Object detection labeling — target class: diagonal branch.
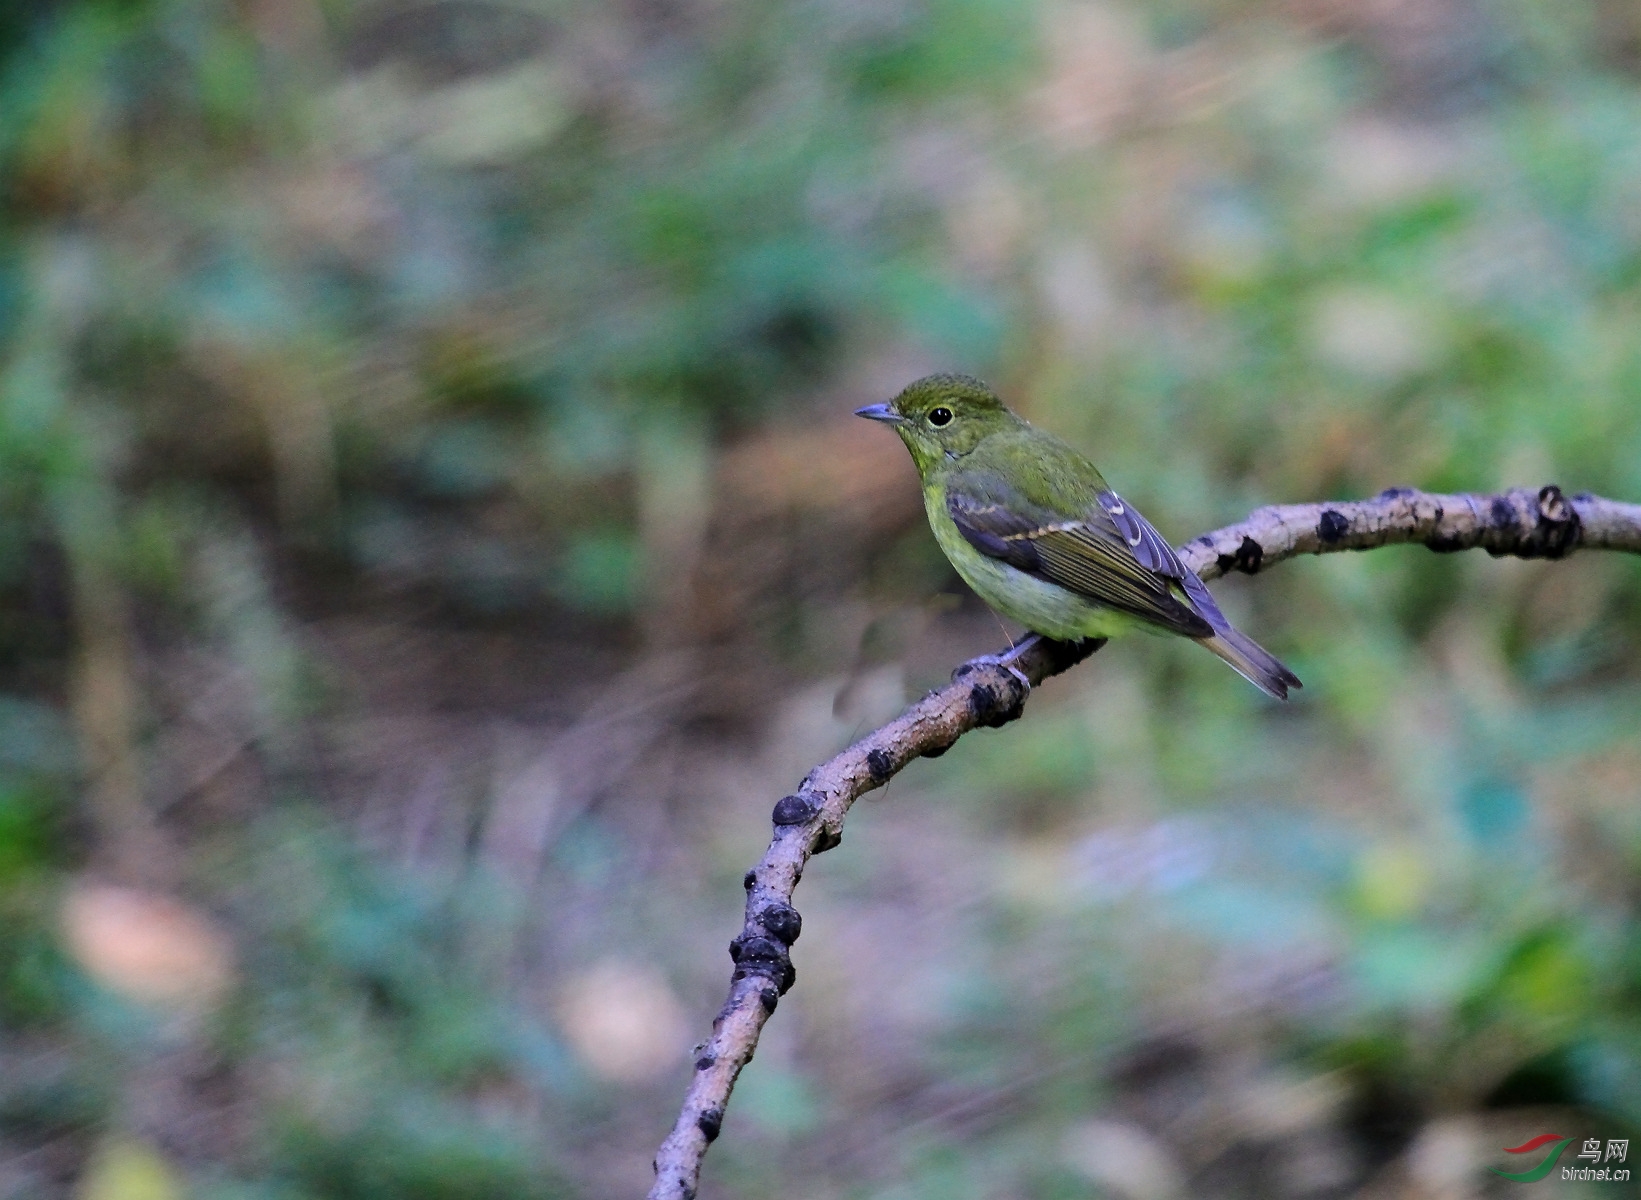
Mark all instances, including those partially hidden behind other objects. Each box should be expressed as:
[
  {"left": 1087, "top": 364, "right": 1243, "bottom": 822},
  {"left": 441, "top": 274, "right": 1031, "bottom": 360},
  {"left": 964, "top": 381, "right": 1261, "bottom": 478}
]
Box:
[{"left": 647, "top": 484, "right": 1641, "bottom": 1200}]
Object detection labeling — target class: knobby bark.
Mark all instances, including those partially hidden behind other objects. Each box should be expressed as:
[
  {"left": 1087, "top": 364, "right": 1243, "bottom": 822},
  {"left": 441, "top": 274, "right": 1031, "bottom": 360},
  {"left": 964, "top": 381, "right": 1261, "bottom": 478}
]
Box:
[{"left": 647, "top": 485, "right": 1641, "bottom": 1200}]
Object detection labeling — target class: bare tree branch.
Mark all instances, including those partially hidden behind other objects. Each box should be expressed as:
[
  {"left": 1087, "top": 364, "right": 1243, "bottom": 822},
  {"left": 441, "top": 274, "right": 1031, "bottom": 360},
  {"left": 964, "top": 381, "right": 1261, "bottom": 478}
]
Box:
[{"left": 647, "top": 484, "right": 1641, "bottom": 1200}]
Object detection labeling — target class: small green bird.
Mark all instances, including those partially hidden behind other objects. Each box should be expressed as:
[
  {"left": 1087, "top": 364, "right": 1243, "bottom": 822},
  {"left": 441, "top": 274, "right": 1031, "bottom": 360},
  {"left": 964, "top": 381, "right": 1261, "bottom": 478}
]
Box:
[{"left": 856, "top": 374, "right": 1300, "bottom": 700}]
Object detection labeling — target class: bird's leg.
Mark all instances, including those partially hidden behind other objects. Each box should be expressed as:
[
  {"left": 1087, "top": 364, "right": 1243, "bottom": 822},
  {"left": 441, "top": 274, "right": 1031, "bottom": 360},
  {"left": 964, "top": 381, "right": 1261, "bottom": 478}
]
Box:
[{"left": 954, "top": 634, "right": 1040, "bottom": 694}]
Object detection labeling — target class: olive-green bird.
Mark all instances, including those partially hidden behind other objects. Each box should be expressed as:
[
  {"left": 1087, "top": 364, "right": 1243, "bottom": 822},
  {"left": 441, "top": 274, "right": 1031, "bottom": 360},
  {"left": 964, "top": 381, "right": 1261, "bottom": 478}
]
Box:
[{"left": 856, "top": 374, "right": 1301, "bottom": 700}]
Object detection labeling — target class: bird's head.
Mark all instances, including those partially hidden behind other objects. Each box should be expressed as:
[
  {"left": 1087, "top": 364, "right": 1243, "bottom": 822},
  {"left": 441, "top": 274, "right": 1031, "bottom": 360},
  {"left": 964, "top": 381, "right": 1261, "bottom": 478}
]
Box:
[{"left": 855, "top": 374, "right": 1018, "bottom": 472}]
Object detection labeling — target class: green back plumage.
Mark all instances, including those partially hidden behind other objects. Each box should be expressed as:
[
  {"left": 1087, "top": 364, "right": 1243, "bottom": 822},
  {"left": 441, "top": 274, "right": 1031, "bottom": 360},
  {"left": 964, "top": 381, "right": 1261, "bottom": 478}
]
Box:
[{"left": 946, "top": 423, "right": 1107, "bottom": 512}]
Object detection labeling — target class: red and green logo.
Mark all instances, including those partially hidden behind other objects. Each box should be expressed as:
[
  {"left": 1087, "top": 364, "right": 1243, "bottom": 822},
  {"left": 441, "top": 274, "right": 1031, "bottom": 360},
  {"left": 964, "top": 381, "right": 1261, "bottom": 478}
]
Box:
[{"left": 1492, "top": 1134, "right": 1574, "bottom": 1182}]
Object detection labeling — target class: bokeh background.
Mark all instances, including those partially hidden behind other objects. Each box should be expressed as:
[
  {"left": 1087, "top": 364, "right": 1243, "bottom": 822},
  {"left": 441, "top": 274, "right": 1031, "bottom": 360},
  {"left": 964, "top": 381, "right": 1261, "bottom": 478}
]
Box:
[{"left": 3, "top": 0, "right": 1641, "bottom": 1197}]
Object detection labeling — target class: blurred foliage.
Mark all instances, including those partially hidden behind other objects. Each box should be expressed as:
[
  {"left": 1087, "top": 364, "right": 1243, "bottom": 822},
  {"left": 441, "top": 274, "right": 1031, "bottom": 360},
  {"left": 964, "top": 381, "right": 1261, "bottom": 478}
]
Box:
[{"left": 1, "top": 0, "right": 1641, "bottom": 1196}]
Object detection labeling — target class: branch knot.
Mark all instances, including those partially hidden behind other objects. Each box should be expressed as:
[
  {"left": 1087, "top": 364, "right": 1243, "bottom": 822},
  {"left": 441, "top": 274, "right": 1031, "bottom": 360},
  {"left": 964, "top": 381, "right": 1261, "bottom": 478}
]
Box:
[
  {"left": 756, "top": 902, "right": 802, "bottom": 945},
  {"left": 771, "top": 794, "right": 816, "bottom": 825},
  {"left": 1528, "top": 484, "right": 1581, "bottom": 559}
]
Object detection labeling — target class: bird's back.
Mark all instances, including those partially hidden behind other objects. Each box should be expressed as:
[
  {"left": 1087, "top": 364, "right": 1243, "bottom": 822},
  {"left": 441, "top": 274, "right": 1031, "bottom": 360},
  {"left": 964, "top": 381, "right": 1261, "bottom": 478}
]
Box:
[{"left": 947, "top": 421, "right": 1109, "bottom": 520}]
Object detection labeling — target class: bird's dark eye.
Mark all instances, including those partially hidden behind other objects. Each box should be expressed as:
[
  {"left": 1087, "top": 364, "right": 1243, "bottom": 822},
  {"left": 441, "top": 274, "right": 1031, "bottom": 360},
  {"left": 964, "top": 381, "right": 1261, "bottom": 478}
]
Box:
[{"left": 928, "top": 406, "right": 953, "bottom": 427}]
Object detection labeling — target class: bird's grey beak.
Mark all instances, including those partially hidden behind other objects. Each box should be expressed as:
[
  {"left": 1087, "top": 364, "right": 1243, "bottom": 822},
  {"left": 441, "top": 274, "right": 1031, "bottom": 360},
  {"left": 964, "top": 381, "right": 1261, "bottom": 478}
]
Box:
[{"left": 854, "top": 403, "right": 906, "bottom": 424}]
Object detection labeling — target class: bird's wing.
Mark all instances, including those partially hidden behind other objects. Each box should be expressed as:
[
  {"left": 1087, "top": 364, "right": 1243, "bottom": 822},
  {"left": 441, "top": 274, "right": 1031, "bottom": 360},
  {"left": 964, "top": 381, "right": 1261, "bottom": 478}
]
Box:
[
  {"left": 946, "top": 473, "right": 1213, "bottom": 638},
  {"left": 1092, "top": 486, "right": 1230, "bottom": 629},
  {"left": 1095, "top": 488, "right": 1183, "bottom": 578}
]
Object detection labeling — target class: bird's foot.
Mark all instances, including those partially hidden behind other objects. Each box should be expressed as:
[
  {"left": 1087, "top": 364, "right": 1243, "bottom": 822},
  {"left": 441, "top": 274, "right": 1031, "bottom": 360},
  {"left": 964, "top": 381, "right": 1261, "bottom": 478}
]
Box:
[{"left": 953, "top": 635, "right": 1040, "bottom": 694}]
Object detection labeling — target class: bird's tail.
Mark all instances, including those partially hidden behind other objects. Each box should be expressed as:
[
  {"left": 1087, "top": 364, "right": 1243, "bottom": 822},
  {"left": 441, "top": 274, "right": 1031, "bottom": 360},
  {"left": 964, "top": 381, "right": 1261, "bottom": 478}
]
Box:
[
  {"left": 1177, "top": 571, "right": 1300, "bottom": 701},
  {"left": 1196, "top": 626, "right": 1302, "bottom": 701}
]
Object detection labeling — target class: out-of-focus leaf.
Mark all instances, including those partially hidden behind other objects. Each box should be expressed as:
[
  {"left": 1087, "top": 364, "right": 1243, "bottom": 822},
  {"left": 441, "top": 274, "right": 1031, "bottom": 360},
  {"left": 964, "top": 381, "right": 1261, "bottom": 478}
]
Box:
[
  {"left": 553, "top": 531, "right": 638, "bottom": 615},
  {"left": 77, "top": 1138, "right": 183, "bottom": 1200}
]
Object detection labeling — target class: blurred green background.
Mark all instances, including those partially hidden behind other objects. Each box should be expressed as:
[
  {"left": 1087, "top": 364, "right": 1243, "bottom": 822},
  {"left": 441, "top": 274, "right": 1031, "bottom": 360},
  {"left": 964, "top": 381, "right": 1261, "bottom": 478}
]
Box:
[{"left": 2, "top": 0, "right": 1641, "bottom": 1196}]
